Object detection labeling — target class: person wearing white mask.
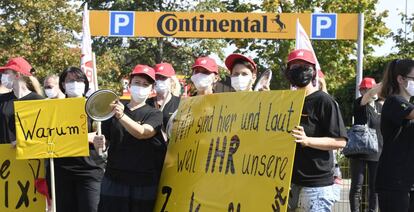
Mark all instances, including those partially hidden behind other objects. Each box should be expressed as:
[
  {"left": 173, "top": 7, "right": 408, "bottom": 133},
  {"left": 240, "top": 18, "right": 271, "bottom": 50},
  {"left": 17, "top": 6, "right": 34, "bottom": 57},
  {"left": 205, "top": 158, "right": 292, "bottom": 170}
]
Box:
[
  {"left": 147, "top": 63, "right": 180, "bottom": 142},
  {"left": 55, "top": 67, "right": 104, "bottom": 212},
  {"left": 43, "top": 74, "right": 65, "bottom": 99},
  {"left": 93, "top": 64, "right": 165, "bottom": 212},
  {"left": 0, "top": 57, "right": 43, "bottom": 144},
  {"left": 376, "top": 59, "right": 414, "bottom": 212},
  {"left": 225, "top": 53, "right": 258, "bottom": 92},
  {"left": 191, "top": 56, "right": 219, "bottom": 95}
]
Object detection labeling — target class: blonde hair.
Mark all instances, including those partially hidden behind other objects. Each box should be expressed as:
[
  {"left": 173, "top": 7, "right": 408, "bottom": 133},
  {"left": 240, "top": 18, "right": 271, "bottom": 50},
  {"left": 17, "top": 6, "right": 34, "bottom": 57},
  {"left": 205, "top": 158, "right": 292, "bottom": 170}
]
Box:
[
  {"left": 22, "top": 75, "right": 43, "bottom": 96},
  {"left": 170, "top": 75, "right": 181, "bottom": 97}
]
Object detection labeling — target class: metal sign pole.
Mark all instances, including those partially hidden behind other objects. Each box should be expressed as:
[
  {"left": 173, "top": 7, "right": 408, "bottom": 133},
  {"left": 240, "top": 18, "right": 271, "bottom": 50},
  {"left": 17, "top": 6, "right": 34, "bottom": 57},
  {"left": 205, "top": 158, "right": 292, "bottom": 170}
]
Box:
[{"left": 356, "top": 13, "right": 365, "bottom": 98}]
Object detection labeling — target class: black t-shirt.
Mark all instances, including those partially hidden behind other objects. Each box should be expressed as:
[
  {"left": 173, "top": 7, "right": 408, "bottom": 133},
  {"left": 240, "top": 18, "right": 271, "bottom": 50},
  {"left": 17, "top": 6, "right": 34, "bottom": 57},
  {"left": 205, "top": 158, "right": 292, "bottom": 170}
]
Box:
[
  {"left": 0, "top": 92, "right": 16, "bottom": 143},
  {"left": 54, "top": 116, "right": 105, "bottom": 181},
  {"left": 292, "top": 90, "right": 348, "bottom": 187},
  {"left": 376, "top": 95, "right": 414, "bottom": 192},
  {"left": 102, "top": 104, "right": 166, "bottom": 186},
  {"left": 0, "top": 92, "right": 43, "bottom": 143},
  {"left": 350, "top": 97, "right": 383, "bottom": 161},
  {"left": 147, "top": 95, "right": 180, "bottom": 128}
]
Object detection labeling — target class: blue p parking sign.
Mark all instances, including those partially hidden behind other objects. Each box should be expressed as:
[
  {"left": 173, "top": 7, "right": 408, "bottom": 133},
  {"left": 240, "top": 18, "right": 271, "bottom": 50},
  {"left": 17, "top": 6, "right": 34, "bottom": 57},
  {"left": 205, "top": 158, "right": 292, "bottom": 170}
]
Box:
[
  {"left": 109, "top": 11, "right": 135, "bottom": 37},
  {"left": 311, "top": 14, "right": 337, "bottom": 40}
]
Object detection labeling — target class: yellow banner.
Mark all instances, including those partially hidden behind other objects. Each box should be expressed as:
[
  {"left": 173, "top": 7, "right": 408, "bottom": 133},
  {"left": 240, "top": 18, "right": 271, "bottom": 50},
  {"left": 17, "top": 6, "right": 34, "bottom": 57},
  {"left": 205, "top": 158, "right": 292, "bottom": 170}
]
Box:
[
  {"left": 154, "top": 90, "right": 305, "bottom": 211},
  {"left": 14, "top": 98, "right": 89, "bottom": 159},
  {"left": 0, "top": 144, "right": 46, "bottom": 211},
  {"left": 90, "top": 11, "right": 358, "bottom": 40}
]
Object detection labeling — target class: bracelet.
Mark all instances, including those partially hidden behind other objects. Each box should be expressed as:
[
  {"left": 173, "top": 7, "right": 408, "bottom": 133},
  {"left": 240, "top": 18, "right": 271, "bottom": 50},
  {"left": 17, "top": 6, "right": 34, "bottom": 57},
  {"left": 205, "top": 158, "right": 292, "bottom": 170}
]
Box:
[{"left": 118, "top": 113, "right": 125, "bottom": 120}]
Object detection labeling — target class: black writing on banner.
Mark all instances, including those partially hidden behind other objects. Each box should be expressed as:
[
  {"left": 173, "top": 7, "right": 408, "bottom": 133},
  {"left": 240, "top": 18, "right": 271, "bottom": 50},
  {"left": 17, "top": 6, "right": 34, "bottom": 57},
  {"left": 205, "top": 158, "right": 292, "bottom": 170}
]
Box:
[
  {"left": 0, "top": 151, "right": 45, "bottom": 211},
  {"left": 172, "top": 106, "right": 194, "bottom": 144},
  {"left": 155, "top": 90, "right": 305, "bottom": 211},
  {"left": 16, "top": 109, "right": 80, "bottom": 140}
]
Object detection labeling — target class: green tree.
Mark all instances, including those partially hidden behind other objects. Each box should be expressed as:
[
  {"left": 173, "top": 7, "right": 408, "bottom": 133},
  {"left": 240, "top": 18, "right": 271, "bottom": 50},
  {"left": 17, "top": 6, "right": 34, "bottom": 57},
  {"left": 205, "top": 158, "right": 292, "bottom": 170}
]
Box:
[
  {"left": 0, "top": 0, "right": 81, "bottom": 80},
  {"left": 391, "top": 12, "right": 414, "bottom": 58}
]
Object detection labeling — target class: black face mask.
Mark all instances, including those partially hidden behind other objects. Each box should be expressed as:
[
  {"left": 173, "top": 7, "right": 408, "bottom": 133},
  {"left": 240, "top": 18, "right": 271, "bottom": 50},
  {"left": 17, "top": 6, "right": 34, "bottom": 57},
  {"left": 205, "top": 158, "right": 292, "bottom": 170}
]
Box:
[{"left": 285, "top": 66, "right": 315, "bottom": 88}]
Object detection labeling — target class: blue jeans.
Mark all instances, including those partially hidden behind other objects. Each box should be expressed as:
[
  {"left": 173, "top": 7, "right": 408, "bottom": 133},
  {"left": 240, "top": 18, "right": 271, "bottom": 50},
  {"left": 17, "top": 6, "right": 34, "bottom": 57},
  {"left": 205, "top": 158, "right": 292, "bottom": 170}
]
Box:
[{"left": 289, "top": 184, "right": 336, "bottom": 212}]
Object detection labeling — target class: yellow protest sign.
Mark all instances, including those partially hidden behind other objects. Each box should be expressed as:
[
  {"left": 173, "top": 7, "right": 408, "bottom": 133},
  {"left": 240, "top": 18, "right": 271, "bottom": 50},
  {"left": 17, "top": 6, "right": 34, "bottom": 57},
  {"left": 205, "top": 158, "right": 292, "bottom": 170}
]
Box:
[
  {"left": 154, "top": 90, "right": 305, "bottom": 211},
  {"left": 14, "top": 98, "right": 89, "bottom": 159},
  {"left": 0, "top": 144, "right": 46, "bottom": 211},
  {"left": 90, "top": 11, "right": 358, "bottom": 40}
]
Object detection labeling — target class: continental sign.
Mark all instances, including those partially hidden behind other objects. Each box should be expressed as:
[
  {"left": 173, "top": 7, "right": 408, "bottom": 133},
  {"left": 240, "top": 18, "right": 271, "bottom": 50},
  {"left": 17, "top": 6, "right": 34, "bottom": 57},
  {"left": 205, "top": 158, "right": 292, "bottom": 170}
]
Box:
[{"left": 90, "top": 11, "right": 358, "bottom": 40}]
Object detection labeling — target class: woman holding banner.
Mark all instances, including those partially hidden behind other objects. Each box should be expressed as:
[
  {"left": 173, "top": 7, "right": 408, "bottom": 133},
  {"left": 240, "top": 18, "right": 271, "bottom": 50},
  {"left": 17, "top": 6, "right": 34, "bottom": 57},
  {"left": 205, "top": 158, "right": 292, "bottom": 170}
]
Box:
[
  {"left": 54, "top": 67, "right": 105, "bottom": 212},
  {"left": 284, "top": 49, "right": 348, "bottom": 212},
  {"left": 0, "top": 57, "right": 43, "bottom": 145},
  {"left": 94, "top": 64, "right": 165, "bottom": 211},
  {"left": 190, "top": 56, "right": 219, "bottom": 95},
  {"left": 376, "top": 59, "right": 414, "bottom": 211}
]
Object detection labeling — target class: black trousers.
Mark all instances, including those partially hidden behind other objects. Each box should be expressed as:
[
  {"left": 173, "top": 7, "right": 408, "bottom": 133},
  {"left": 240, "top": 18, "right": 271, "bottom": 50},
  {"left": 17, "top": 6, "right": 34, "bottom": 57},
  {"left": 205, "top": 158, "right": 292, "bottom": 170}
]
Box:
[
  {"left": 378, "top": 189, "right": 414, "bottom": 212},
  {"left": 54, "top": 170, "right": 102, "bottom": 212},
  {"left": 349, "top": 158, "right": 378, "bottom": 212}
]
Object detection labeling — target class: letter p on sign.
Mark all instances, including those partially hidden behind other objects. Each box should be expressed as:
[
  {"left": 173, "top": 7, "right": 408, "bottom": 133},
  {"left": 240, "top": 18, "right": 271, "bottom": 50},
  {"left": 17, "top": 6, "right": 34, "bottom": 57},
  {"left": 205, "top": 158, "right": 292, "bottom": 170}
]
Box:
[
  {"left": 311, "top": 14, "right": 337, "bottom": 40},
  {"left": 110, "top": 11, "right": 134, "bottom": 37}
]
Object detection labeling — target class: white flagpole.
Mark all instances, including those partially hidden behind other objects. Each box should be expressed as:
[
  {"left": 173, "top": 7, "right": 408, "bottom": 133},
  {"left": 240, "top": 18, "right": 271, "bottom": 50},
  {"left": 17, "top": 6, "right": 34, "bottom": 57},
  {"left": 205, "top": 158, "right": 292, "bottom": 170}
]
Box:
[
  {"left": 49, "top": 158, "right": 56, "bottom": 212},
  {"left": 92, "top": 52, "right": 105, "bottom": 155}
]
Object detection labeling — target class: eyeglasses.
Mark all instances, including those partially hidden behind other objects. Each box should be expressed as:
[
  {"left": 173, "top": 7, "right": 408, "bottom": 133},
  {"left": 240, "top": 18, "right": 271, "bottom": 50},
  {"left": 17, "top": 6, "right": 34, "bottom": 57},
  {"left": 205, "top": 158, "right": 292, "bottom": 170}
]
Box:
[{"left": 405, "top": 76, "right": 414, "bottom": 81}]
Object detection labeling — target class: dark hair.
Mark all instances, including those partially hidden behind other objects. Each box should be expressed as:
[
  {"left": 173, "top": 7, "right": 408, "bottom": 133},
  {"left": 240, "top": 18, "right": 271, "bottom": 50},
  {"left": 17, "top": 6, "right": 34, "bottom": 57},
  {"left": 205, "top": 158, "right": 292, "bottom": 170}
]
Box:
[
  {"left": 129, "top": 74, "right": 155, "bottom": 85},
  {"left": 380, "top": 59, "right": 414, "bottom": 98},
  {"left": 231, "top": 59, "right": 256, "bottom": 74},
  {"left": 59, "top": 67, "right": 89, "bottom": 95}
]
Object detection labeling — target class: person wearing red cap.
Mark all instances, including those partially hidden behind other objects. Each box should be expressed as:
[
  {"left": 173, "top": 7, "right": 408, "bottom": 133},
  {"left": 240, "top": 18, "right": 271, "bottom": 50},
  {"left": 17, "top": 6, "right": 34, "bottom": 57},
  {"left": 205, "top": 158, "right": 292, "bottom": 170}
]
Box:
[
  {"left": 94, "top": 64, "right": 165, "bottom": 212},
  {"left": 348, "top": 77, "right": 383, "bottom": 212},
  {"left": 191, "top": 56, "right": 219, "bottom": 95},
  {"left": 285, "top": 49, "right": 348, "bottom": 212},
  {"left": 147, "top": 63, "right": 180, "bottom": 142},
  {"left": 376, "top": 59, "right": 414, "bottom": 212},
  {"left": 225, "top": 53, "right": 259, "bottom": 92},
  {"left": 0, "top": 57, "right": 44, "bottom": 144}
]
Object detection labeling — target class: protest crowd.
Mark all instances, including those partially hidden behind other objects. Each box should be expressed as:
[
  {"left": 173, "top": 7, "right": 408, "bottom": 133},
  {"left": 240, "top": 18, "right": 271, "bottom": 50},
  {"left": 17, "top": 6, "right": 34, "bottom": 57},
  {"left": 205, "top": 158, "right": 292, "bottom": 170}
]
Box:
[{"left": 1, "top": 50, "right": 414, "bottom": 212}]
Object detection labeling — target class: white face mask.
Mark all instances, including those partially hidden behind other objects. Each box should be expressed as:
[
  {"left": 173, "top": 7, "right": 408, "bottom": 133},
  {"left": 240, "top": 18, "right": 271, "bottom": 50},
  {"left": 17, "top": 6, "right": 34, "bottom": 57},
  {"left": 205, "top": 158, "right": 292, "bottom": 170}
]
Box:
[
  {"left": 1, "top": 74, "right": 14, "bottom": 89},
  {"left": 191, "top": 73, "right": 213, "bottom": 91},
  {"left": 45, "top": 88, "right": 58, "bottom": 98},
  {"left": 155, "top": 79, "right": 171, "bottom": 95},
  {"left": 405, "top": 80, "right": 414, "bottom": 96},
  {"left": 65, "top": 82, "right": 85, "bottom": 97},
  {"left": 231, "top": 75, "right": 252, "bottom": 91},
  {"left": 130, "top": 85, "right": 152, "bottom": 103}
]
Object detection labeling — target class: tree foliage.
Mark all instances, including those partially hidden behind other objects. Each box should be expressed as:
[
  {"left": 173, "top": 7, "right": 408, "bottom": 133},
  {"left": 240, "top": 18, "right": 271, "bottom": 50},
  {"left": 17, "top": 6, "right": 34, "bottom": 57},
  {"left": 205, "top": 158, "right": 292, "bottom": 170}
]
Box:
[{"left": 0, "top": 0, "right": 81, "bottom": 80}]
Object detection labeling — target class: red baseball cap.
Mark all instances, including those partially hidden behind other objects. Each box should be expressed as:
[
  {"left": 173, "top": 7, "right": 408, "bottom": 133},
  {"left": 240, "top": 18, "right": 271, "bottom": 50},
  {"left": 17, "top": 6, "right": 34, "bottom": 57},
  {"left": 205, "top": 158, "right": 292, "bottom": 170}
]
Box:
[
  {"left": 225, "top": 53, "right": 257, "bottom": 73},
  {"left": 192, "top": 57, "right": 218, "bottom": 74},
  {"left": 359, "top": 77, "right": 376, "bottom": 89},
  {"left": 287, "top": 49, "right": 316, "bottom": 65},
  {"left": 0, "top": 57, "right": 33, "bottom": 76},
  {"left": 130, "top": 65, "right": 155, "bottom": 82},
  {"left": 154, "top": 63, "right": 175, "bottom": 77}
]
